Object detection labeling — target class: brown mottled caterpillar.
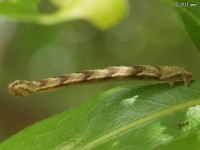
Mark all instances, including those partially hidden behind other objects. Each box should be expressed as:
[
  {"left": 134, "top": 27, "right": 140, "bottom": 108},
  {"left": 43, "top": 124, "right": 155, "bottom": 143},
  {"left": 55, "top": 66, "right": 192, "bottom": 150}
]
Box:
[{"left": 8, "top": 65, "right": 194, "bottom": 97}]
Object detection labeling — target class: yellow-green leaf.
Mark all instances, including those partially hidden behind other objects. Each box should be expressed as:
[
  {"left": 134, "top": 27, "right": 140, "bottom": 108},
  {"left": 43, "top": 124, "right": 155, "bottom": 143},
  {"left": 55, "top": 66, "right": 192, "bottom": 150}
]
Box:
[{"left": 0, "top": 0, "right": 128, "bottom": 29}]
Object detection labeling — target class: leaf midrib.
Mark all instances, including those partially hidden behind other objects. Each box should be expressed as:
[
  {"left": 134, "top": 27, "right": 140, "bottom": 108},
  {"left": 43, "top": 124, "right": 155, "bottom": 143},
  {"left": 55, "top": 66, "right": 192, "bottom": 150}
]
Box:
[{"left": 77, "top": 98, "right": 200, "bottom": 149}]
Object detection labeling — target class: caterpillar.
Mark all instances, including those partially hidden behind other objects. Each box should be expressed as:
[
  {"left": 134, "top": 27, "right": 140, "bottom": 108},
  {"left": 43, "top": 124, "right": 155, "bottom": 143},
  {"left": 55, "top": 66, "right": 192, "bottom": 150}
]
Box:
[{"left": 8, "top": 65, "right": 194, "bottom": 97}]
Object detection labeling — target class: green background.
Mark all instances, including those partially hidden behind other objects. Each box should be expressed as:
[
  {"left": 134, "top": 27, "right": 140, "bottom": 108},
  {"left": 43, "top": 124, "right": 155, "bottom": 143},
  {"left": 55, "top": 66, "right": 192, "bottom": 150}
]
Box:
[{"left": 0, "top": 0, "right": 200, "bottom": 143}]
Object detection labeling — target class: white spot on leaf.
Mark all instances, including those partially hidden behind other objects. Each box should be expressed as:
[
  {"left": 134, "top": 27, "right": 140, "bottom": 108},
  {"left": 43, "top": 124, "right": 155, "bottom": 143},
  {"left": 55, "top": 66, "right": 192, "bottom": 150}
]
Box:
[{"left": 121, "top": 95, "right": 138, "bottom": 106}]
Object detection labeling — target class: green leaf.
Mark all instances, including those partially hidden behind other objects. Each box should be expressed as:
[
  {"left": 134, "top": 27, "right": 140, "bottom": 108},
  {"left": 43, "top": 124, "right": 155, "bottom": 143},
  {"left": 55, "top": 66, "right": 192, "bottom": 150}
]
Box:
[
  {"left": 173, "top": 0, "right": 200, "bottom": 51},
  {"left": 0, "top": 0, "right": 128, "bottom": 29},
  {"left": 160, "top": 131, "right": 200, "bottom": 149},
  {"left": 1, "top": 80, "right": 200, "bottom": 150}
]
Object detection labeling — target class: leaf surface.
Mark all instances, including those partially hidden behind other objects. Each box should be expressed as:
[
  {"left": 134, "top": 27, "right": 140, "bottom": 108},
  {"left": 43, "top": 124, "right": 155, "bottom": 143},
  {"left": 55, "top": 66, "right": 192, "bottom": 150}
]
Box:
[
  {"left": 172, "top": 0, "right": 200, "bottom": 51},
  {"left": 1, "top": 81, "right": 200, "bottom": 150}
]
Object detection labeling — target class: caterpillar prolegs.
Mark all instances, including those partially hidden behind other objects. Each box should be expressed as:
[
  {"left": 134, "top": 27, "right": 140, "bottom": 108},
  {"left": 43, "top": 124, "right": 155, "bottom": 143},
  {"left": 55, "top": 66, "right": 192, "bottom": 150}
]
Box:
[{"left": 8, "top": 65, "right": 194, "bottom": 97}]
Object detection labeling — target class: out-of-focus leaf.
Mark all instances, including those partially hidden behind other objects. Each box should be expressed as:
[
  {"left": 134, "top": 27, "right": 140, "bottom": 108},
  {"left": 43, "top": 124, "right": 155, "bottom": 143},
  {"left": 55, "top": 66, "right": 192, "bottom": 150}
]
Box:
[
  {"left": 172, "top": 0, "right": 200, "bottom": 51},
  {"left": 0, "top": 0, "right": 128, "bottom": 29},
  {"left": 1, "top": 80, "right": 200, "bottom": 150}
]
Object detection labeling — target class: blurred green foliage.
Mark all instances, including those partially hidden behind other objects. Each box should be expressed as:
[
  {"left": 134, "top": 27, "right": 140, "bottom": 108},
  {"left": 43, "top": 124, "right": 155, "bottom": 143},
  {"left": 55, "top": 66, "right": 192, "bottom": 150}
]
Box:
[
  {"left": 0, "top": 0, "right": 200, "bottom": 147},
  {"left": 172, "top": 0, "right": 200, "bottom": 51},
  {"left": 0, "top": 0, "right": 128, "bottom": 29}
]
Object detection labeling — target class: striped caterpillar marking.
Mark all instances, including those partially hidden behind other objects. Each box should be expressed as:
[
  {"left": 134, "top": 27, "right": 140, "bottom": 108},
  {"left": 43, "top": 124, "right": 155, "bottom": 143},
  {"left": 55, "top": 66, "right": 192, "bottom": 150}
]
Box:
[{"left": 8, "top": 65, "right": 194, "bottom": 97}]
